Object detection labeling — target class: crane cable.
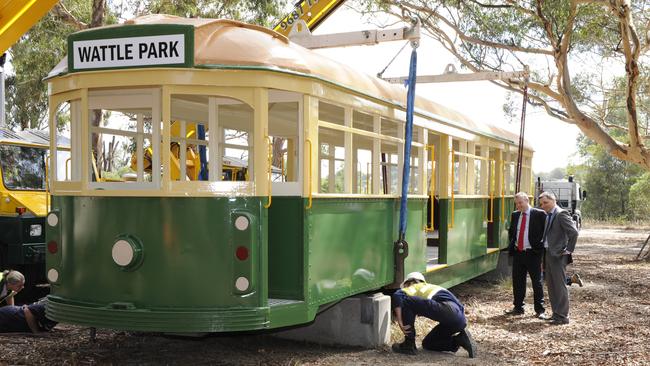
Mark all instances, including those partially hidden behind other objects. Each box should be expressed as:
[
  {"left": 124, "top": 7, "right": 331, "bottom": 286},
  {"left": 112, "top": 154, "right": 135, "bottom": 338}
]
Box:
[{"left": 514, "top": 82, "right": 528, "bottom": 194}]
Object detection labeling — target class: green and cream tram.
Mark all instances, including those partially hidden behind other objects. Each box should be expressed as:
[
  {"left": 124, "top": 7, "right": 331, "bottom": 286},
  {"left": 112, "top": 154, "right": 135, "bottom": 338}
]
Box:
[{"left": 45, "top": 15, "right": 533, "bottom": 332}]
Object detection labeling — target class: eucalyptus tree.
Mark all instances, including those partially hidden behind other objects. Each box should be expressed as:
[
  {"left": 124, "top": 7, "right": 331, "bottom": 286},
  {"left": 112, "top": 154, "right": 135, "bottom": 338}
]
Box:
[
  {"left": 7, "top": 0, "right": 288, "bottom": 131},
  {"left": 358, "top": 0, "right": 650, "bottom": 170}
]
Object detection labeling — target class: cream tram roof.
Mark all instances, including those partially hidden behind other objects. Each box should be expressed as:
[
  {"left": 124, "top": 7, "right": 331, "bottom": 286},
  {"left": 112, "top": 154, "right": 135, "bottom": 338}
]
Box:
[{"left": 51, "top": 14, "right": 530, "bottom": 149}]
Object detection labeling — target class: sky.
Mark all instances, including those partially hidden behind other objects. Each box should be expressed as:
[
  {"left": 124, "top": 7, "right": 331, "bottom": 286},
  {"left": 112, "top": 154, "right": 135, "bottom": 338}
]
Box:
[{"left": 310, "top": 5, "right": 582, "bottom": 174}]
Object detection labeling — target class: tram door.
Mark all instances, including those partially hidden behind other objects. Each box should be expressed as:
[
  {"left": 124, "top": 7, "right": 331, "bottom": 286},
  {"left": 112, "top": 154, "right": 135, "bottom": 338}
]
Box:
[
  {"left": 266, "top": 90, "right": 305, "bottom": 303},
  {"left": 426, "top": 133, "right": 442, "bottom": 266},
  {"left": 487, "top": 147, "right": 499, "bottom": 247}
]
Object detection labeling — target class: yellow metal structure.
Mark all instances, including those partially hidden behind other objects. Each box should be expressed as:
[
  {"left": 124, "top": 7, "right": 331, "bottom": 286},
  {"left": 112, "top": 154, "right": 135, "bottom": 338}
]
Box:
[
  {"left": 0, "top": 0, "right": 58, "bottom": 54},
  {"left": 274, "top": 0, "right": 347, "bottom": 37}
]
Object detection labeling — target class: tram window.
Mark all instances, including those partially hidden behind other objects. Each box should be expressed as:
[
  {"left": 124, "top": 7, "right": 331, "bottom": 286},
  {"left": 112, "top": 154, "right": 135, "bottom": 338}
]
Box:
[
  {"left": 53, "top": 100, "right": 79, "bottom": 182},
  {"left": 169, "top": 119, "right": 209, "bottom": 182},
  {"left": 381, "top": 118, "right": 399, "bottom": 138},
  {"left": 380, "top": 141, "right": 399, "bottom": 195},
  {"left": 224, "top": 128, "right": 250, "bottom": 181},
  {"left": 319, "top": 128, "right": 345, "bottom": 193},
  {"left": 353, "top": 111, "right": 374, "bottom": 133},
  {"left": 170, "top": 94, "right": 253, "bottom": 182},
  {"left": 473, "top": 159, "right": 483, "bottom": 195},
  {"left": 353, "top": 134, "right": 373, "bottom": 194},
  {"left": 318, "top": 101, "right": 344, "bottom": 126},
  {"left": 268, "top": 92, "right": 300, "bottom": 183},
  {"left": 90, "top": 110, "right": 153, "bottom": 183},
  {"left": 407, "top": 144, "right": 420, "bottom": 194}
]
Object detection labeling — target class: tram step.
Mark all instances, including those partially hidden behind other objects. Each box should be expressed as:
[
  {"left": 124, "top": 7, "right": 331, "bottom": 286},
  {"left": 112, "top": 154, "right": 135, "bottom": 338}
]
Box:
[{"left": 268, "top": 298, "right": 304, "bottom": 307}]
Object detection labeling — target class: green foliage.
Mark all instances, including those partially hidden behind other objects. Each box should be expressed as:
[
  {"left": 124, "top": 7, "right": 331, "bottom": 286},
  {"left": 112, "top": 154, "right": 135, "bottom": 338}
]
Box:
[
  {"left": 6, "top": 0, "right": 288, "bottom": 131},
  {"left": 535, "top": 167, "right": 567, "bottom": 181},
  {"left": 7, "top": 0, "right": 118, "bottom": 130},
  {"left": 128, "top": 0, "right": 288, "bottom": 27},
  {"left": 578, "top": 136, "right": 644, "bottom": 220},
  {"left": 628, "top": 172, "right": 650, "bottom": 221}
]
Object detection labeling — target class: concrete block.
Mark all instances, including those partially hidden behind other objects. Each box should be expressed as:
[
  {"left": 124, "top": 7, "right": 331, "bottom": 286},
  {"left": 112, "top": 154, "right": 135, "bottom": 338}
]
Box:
[{"left": 275, "top": 292, "right": 391, "bottom": 348}]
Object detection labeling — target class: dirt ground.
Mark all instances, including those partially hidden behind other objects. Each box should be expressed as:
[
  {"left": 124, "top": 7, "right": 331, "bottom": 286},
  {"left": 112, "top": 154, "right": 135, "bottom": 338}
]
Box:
[{"left": 1, "top": 225, "right": 649, "bottom": 366}]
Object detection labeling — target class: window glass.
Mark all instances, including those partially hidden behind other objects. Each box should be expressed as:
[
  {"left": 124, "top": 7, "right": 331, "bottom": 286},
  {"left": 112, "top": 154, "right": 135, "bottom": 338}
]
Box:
[
  {"left": 380, "top": 141, "right": 399, "bottom": 194},
  {"left": 88, "top": 88, "right": 160, "bottom": 186},
  {"left": 318, "top": 101, "right": 344, "bottom": 126},
  {"left": 170, "top": 94, "right": 253, "bottom": 182},
  {"left": 353, "top": 111, "right": 373, "bottom": 132},
  {"left": 353, "top": 134, "right": 373, "bottom": 194},
  {"left": 54, "top": 101, "right": 78, "bottom": 182},
  {"left": 0, "top": 145, "right": 46, "bottom": 190},
  {"left": 319, "top": 128, "right": 345, "bottom": 193},
  {"left": 269, "top": 93, "right": 300, "bottom": 183}
]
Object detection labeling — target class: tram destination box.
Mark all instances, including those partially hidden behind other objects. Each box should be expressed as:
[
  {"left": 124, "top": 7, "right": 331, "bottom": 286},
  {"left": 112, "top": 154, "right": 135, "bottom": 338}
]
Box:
[{"left": 68, "top": 24, "right": 194, "bottom": 72}]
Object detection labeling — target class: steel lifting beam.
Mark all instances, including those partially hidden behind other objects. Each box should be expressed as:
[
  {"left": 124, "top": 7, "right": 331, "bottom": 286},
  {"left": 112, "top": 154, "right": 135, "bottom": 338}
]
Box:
[
  {"left": 288, "top": 19, "right": 420, "bottom": 49},
  {"left": 382, "top": 64, "right": 529, "bottom": 84}
]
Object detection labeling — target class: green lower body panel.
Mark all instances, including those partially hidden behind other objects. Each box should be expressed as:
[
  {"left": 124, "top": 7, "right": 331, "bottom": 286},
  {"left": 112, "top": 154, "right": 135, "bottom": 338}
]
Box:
[{"left": 47, "top": 296, "right": 270, "bottom": 332}]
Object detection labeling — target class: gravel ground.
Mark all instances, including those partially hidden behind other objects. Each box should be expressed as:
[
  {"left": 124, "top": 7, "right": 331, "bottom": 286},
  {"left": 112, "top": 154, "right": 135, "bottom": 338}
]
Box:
[{"left": 1, "top": 225, "right": 648, "bottom": 365}]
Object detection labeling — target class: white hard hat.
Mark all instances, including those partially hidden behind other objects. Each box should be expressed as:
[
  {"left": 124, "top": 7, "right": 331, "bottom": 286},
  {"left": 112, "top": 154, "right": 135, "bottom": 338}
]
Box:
[{"left": 402, "top": 272, "right": 425, "bottom": 287}]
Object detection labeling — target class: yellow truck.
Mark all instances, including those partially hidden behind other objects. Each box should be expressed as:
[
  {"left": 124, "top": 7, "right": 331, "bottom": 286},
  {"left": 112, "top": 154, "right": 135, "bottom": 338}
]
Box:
[{"left": 0, "top": 128, "right": 68, "bottom": 299}]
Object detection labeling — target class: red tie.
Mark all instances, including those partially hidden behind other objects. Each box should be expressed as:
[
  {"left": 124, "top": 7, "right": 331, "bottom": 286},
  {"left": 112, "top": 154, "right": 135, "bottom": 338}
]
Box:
[{"left": 517, "top": 213, "right": 527, "bottom": 252}]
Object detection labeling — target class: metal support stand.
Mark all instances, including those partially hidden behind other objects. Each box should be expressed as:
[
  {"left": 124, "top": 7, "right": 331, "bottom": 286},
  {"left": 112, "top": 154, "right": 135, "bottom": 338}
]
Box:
[{"left": 636, "top": 232, "right": 650, "bottom": 260}]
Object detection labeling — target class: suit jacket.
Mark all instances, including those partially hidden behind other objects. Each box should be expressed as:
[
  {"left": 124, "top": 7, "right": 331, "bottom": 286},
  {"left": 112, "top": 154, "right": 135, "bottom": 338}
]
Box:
[
  {"left": 508, "top": 207, "right": 546, "bottom": 254},
  {"left": 545, "top": 207, "right": 579, "bottom": 257}
]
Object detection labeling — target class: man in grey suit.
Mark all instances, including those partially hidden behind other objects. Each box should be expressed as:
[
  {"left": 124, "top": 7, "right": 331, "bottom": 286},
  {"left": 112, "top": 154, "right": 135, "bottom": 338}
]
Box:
[{"left": 539, "top": 191, "right": 579, "bottom": 325}]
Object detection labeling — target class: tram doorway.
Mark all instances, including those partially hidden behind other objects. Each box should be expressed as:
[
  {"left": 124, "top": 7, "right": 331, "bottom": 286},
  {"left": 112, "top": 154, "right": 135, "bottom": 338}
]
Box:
[
  {"left": 426, "top": 133, "right": 442, "bottom": 266},
  {"left": 266, "top": 91, "right": 306, "bottom": 302}
]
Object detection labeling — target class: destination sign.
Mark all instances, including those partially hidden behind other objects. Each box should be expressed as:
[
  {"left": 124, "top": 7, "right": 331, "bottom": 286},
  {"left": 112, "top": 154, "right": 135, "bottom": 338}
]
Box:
[{"left": 71, "top": 34, "right": 186, "bottom": 70}]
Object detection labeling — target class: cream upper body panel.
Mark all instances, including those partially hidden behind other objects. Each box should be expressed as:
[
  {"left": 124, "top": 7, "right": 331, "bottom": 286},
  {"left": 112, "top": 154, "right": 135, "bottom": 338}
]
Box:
[{"left": 50, "top": 14, "right": 531, "bottom": 151}]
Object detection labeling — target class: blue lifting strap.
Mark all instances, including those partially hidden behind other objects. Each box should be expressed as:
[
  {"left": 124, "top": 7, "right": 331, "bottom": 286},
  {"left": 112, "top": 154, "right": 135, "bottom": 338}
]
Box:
[
  {"left": 197, "top": 124, "right": 208, "bottom": 181},
  {"left": 398, "top": 46, "right": 418, "bottom": 242}
]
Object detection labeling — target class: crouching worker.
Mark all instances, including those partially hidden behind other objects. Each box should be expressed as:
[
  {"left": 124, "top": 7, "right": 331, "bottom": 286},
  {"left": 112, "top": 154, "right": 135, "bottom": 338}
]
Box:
[
  {"left": 391, "top": 272, "right": 476, "bottom": 358},
  {"left": 0, "top": 300, "right": 57, "bottom": 333},
  {"left": 0, "top": 270, "right": 25, "bottom": 306}
]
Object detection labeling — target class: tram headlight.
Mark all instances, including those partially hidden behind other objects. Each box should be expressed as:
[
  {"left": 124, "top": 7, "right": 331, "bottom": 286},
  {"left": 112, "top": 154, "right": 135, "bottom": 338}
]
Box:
[
  {"left": 111, "top": 236, "right": 144, "bottom": 270},
  {"left": 47, "top": 212, "right": 59, "bottom": 227},
  {"left": 235, "top": 276, "right": 249, "bottom": 292},
  {"left": 47, "top": 268, "right": 59, "bottom": 283},
  {"left": 30, "top": 224, "right": 42, "bottom": 237},
  {"left": 234, "top": 215, "right": 249, "bottom": 231}
]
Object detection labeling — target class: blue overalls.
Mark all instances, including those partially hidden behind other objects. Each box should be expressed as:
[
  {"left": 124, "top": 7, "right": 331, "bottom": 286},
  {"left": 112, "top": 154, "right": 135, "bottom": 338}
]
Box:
[{"left": 393, "top": 283, "right": 467, "bottom": 352}]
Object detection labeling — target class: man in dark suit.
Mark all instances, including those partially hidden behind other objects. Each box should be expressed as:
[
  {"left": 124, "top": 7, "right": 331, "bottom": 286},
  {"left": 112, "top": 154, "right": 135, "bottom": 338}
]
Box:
[
  {"left": 505, "top": 192, "right": 547, "bottom": 317},
  {"left": 539, "top": 191, "right": 579, "bottom": 325}
]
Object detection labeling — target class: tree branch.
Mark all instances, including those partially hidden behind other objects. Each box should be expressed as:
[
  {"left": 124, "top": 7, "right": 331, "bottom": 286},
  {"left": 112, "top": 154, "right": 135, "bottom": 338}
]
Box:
[
  {"left": 399, "top": 2, "right": 555, "bottom": 55},
  {"left": 51, "top": 3, "right": 88, "bottom": 30}
]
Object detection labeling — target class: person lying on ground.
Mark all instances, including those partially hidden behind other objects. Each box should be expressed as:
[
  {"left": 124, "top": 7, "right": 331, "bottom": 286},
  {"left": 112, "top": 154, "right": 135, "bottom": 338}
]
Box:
[{"left": 0, "top": 301, "right": 57, "bottom": 333}]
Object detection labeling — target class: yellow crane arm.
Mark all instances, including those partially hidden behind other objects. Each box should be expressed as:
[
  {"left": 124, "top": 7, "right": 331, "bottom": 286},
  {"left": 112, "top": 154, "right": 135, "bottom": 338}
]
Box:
[
  {"left": 0, "top": 0, "right": 59, "bottom": 55},
  {"left": 273, "top": 0, "right": 346, "bottom": 37}
]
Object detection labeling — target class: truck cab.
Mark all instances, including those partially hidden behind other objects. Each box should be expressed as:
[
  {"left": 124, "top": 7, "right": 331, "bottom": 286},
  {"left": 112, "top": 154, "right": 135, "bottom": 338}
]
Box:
[{"left": 536, "top": 176, "right": 586, "bottom": 230}]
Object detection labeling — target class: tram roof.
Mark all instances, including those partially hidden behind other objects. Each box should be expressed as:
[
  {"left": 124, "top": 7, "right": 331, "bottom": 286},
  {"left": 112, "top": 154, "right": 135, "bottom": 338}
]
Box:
[{"left": 50, "top": 15, "right": 531, "bottom": 150}]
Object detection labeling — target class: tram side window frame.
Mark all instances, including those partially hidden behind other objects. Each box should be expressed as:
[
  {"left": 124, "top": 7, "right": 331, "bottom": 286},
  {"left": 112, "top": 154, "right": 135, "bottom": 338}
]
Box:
[
  {"left": 87, "top": 88, "right": 161, "bottom": 190},
  {"left": 51, "top": 97, "right": 81, "bottom": 185},
  {"left": 316, "top": 99, "right": 420, "bottom": 196}
]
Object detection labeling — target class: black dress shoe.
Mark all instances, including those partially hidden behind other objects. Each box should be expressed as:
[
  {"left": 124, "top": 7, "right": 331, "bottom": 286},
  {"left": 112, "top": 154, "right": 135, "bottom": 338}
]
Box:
[
  {"left": 504, "top": 307, "right": 524, "bottom": 315},
  {"left": 549, "top": 318, "right": 570, "bottom": 325}
]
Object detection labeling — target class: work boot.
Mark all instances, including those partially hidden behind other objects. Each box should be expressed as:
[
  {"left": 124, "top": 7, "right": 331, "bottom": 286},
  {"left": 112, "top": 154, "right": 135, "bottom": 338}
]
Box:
[
  {"left": 454, "top": 329, "right": 476, "bottom": 358},
  {"left": 571, "top": 273, "right": 584, "bottom": 287},
  {"left": 392, "top": 337, "right": 417, "bottom": 355}
]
